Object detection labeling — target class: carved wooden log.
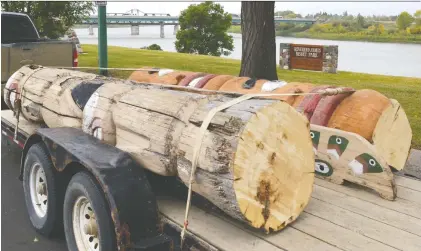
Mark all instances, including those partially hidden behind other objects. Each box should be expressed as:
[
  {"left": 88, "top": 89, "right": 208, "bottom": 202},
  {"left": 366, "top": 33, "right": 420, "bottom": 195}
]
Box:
[
  {"left": 372, "top": 99, "right": 412, "bottom": 171},
  {"left": 179, "top": 72, "right": 207, "bottom": 86},
  {"left": 128, "top": 67, "right": 195, "bottom": 85},
  {"left": 296, "top": 86, "right": 332, "bottom": 120},
  {"left": 125, "top": 69, "right": 412, "bottom": 200},
  {"left": 112, "top": 88, "right": 315, "bottom": 231},
  {"left": 83, "top": 81, "right": 133, "bottom": 145},
  {"left": 8, "top": 66, "right": 315, "bottom": 232},
  {"left": 310, "top": 90, "right": 353, "bottom": 126},
  {"left": 219, "top": 77, "right": 251, "bottom": 92},
  {"left": 195, "top": 74, "right": 216, "bottom": 88},
  {"left": 202, "top": 75, "right": 235, "bottom": 90},
  {"left": 3, "top": 66, "right": 96, "bottom": 124},
  {"left": 328, "top": 89, "right": 391, "bottom": 142}
]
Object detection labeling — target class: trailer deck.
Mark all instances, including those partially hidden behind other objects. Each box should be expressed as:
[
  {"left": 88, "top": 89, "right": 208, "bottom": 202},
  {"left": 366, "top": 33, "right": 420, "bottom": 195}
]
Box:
[{"left": 2, "top": 110, "right": 421, "bottom": 251}]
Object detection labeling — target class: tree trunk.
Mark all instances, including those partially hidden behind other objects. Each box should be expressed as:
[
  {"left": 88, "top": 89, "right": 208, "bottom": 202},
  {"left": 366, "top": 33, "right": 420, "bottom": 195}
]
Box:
[
  {"left": 239, "top": 2, "right": 278, "bottom": 80},
  {"left": 7, "top": 65, "right": 316, "bottom": 233}
]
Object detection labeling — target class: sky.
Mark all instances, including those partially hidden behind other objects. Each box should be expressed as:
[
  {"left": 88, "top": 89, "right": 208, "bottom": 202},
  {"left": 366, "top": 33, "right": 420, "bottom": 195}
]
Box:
[{"left": 104, "top": 1, "right": 421, "bottom": 17}]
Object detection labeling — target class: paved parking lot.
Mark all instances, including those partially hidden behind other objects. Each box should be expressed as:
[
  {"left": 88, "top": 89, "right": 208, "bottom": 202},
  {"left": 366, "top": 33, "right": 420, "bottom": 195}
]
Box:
[{"left": 1, "top": 137, "right": 67, "bottom": 251}]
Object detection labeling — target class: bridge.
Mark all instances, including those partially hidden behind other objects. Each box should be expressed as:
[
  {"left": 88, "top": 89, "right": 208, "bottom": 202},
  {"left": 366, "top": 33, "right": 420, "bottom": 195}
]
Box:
[{"left": 79, "top": 9, "right": 316, "bottom": 38}]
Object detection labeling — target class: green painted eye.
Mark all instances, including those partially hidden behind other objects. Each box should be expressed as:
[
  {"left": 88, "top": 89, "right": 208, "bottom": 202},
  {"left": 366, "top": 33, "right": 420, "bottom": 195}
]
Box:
[
  {"left": 355, "top": 153, "right": 384, "bottom": 173},
  {"left": 310, "top": 130, "right": 320, "bottom": 149},
  {"left": 315, "top": 159, "right": 333, "bottom": 177},
  {"left": 328, "top": 135, "right": 349, "bottom": 153}
]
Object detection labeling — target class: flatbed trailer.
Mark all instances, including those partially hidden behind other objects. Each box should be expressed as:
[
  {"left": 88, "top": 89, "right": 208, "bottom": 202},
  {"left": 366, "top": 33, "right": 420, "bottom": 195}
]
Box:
[{"left": 2, "top": 109, "right": 421, "bottom": 251}]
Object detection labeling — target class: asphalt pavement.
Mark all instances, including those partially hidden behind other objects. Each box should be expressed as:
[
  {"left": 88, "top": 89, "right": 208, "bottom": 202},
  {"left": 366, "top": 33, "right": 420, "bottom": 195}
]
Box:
[{"left": 1, "top": 136, "right": 67, "bottom": 251}]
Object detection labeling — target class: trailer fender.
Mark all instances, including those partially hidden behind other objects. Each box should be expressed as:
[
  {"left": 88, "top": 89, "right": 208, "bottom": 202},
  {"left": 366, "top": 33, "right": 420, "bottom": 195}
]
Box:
[{"left": 21, "top": 127, "right": 165, "bottom": 251}]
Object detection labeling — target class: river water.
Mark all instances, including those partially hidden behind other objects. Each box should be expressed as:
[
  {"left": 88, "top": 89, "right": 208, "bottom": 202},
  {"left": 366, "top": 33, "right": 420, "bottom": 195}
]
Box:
[{"left": 74, "top": 26, "right": 421, "bottom": 78}]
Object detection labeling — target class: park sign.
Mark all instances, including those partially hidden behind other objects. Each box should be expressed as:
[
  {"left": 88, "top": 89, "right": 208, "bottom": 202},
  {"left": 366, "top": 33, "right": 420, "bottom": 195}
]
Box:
[
  {"left": 290, "top": 44, "right": 324, "bottom": 71},
  {"left": 279, "top": 43, "right": 338, "bottom": 73}
]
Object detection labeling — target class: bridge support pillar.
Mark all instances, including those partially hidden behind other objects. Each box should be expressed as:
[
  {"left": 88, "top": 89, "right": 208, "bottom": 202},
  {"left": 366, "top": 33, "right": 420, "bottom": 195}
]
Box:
[
  {"left": 131, "top": 25, "right": 139, "bottom": 35},
  {"left": 88, "top": 25, "right": 94, "bottom": 36},
  {"left": 173, "top": 24, "right": 179, "bottom": 35},
  {"left": 160, "top": 22, "right": 165, "bottom": 38}
]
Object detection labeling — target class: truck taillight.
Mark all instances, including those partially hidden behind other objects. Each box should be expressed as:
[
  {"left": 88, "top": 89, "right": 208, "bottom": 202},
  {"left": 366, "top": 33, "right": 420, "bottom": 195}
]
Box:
[{"left": 73, "top": 47, "right": 78, "bottom": 67}]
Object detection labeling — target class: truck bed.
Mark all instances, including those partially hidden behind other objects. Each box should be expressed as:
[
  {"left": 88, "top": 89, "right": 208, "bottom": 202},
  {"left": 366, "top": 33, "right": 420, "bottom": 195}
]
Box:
[{"left": 2, "top": 110, "right": 421, "bottom": 251}]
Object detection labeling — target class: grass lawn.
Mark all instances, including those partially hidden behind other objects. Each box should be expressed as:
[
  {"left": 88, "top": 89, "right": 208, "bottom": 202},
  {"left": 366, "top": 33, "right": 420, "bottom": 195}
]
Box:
[{"left": 79, "top": 44, "right": 421, "bottom": 149}]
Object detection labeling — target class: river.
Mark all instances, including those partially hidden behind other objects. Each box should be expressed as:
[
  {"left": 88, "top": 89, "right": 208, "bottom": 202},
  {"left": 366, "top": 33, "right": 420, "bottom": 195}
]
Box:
[{"left": 74, "top": 26, "right": 421, "bottom": 78}]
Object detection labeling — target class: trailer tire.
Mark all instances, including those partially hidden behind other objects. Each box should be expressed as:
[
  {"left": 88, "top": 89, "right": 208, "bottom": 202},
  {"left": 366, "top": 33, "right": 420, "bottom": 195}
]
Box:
[
  {"left": 63, "top": 172, "right": 116, "bottom": 251},
  {"left": 23, "top": 143, "right": 62, "bottom": 236}
]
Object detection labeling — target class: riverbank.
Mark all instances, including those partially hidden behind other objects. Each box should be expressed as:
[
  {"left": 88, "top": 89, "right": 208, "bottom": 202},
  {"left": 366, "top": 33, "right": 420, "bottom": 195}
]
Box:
[
  {"left": 227, "top": 26, "right": 421, "bottom": 44},
  {"left": 78, "top": 44, "right": 421, "bottom": 149},
  {"left": 283, "top": 32, "right": 421, "bottom": 44}
]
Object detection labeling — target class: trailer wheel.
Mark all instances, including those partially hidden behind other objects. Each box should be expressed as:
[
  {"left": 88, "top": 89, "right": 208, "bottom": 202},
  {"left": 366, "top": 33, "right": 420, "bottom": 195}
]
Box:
[
  {"left": 63, "top": 172, "right": 116, "bottom": 251},
  {"left": 23, "top": 143, "right": 62, "bottom": 236}
]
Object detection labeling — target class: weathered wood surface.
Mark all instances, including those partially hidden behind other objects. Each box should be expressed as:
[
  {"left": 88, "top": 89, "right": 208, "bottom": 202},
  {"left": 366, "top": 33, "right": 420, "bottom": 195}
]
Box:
[
  {"left": 112, "top": 87, "right": 315, "bottom": 231},
  {"left": 3, "top": 110, "right": 421, "bottom": 251},
  {"left": 373, "top": 99, "right": 412, "bottom": 171},
  {"left": 311, "top": 124, "right": 396, "bottom": 200},
  {"left": 127, "top": 67, "right": 413, "bottom": 200},
  {"left": 158, "top": 174, "right": 421, "bottom": 251},
  {"left": 4, "top": 65, "right": 316, "bottom": 232}
]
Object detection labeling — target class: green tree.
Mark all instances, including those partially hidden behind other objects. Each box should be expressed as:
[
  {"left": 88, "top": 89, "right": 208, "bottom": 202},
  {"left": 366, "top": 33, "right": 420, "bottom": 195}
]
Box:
[
  {"left": 285, "top": 13, "right": 297, "bottom": 19},
  {"left": 1, "top": 1, "right": 94, "bottom": 39},
  {"left": 356, "top": 14, "right": 365, "bottom": 29},
  {"left": 396, "top": 11, "right": 414, "bottom": 30},
  {"left": 414, "top": 10, "right": 421, "bottom": 26},
  {"left": 175, "top": 2, "right": 233, "bottom": 57},
  {"left": 275, "top": 10, "right": 294, "bottom": 17}
]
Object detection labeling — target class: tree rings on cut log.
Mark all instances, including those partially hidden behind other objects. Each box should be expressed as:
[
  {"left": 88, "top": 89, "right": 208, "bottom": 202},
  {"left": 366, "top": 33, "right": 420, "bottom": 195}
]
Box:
[
  {"left": 372, "top": 99, "right": 412, "bottom": 171},
  {"left": 202, "top": 75, "right": 235, "bottom": 90},
  {"left": 328, "top": 89, "right": 390, "bottom": 142},
  {"left": 232, "top": 101, "right": 314, "bottom": 232}
]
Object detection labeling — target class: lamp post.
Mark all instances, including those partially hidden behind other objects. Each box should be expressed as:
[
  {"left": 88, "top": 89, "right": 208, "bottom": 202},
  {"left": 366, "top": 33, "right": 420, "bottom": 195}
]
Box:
[{"left": 96, "top": 1, "right": 108, "bottom": 76}]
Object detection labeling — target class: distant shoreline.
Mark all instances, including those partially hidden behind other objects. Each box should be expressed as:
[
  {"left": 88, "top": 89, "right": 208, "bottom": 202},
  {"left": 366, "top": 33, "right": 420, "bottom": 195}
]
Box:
[{"left": 227, "top": 26, "right": 421, "bottom": 45}]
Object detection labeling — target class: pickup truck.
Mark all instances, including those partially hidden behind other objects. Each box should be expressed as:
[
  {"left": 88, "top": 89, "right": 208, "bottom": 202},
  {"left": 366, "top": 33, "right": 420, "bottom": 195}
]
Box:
[
  {"left": 2, "top": 70, "right": 420, "bottom": 250},
  {"left": 1, "top": 12, "right": 78, "bottom": 109}
]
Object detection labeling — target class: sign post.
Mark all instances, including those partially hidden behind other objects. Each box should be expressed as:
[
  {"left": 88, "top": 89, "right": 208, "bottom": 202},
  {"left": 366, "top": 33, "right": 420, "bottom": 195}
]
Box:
[{"left": 96, "top": 1, "right": 108, "bottom": 76}]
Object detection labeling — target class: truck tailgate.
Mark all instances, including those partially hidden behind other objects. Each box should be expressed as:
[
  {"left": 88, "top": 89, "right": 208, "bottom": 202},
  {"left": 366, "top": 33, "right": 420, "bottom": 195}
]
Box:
[
  {"left": 1, "top": 41, "right": 73, "bottom": 82},
  {"left": 2, "top": 110, "right": 421, "bottom": 251}
]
